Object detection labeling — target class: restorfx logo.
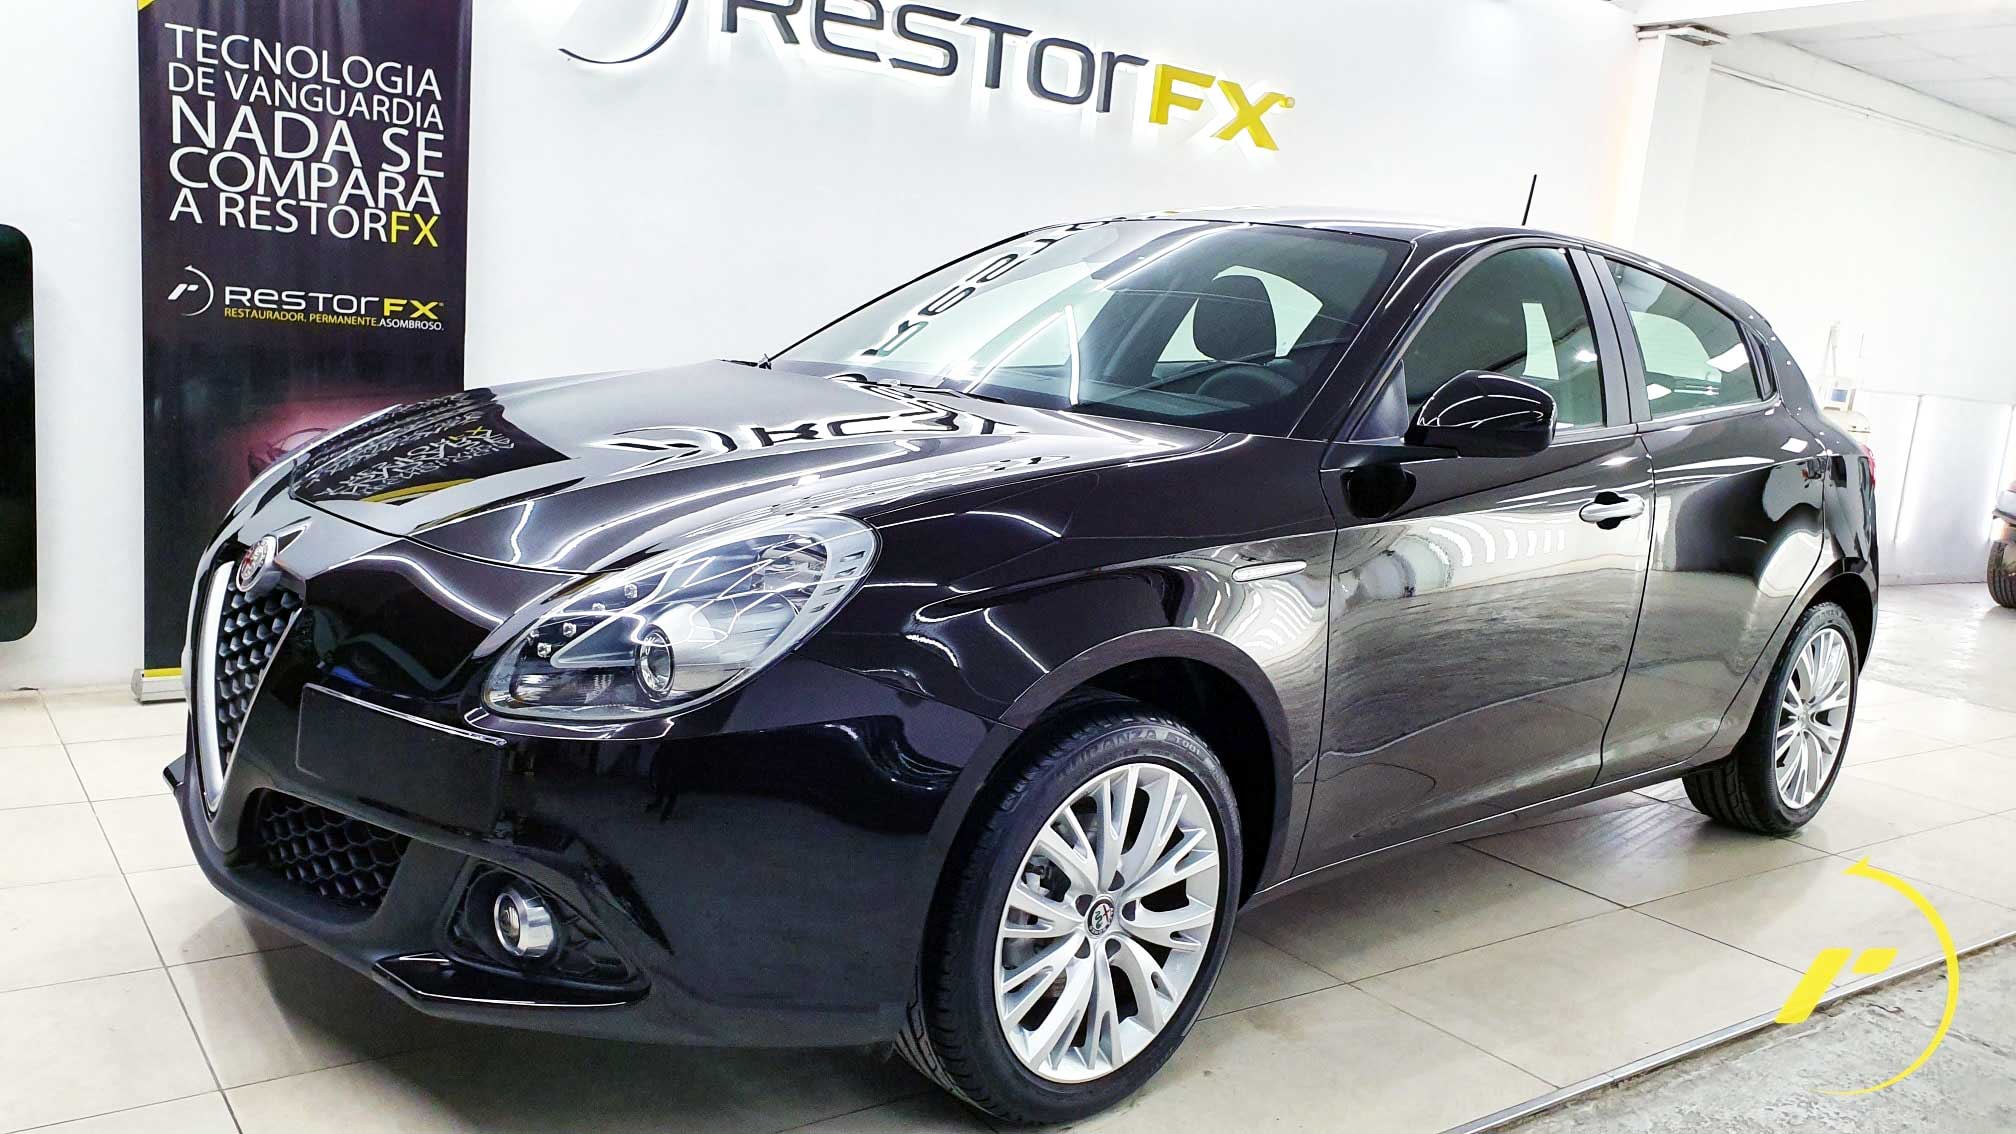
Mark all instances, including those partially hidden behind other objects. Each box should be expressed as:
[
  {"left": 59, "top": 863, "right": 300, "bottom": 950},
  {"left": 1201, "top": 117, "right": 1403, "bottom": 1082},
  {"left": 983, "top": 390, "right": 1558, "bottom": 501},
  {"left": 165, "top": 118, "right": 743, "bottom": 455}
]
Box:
[
  {"left": 561, "top": 0, "right": 1294, "bottom": 150},
  {"left": 171, "top": 267, "right": 446, "bottom": 331}
]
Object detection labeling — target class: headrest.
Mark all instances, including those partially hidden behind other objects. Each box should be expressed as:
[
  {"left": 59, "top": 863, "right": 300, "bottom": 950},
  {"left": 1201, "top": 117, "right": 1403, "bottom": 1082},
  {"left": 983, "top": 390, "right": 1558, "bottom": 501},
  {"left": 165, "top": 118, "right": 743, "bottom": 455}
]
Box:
[{"left": 1192, "top": 275, "right": 1277, "bottom": 363}]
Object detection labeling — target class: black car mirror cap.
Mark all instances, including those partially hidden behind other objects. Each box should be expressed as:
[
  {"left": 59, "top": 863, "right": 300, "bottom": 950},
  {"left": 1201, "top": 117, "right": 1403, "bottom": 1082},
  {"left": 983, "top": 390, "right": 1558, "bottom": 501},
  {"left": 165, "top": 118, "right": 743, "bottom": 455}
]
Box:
[{"left": 1406, "top": 370, "right": 1557, "bottom": 459}]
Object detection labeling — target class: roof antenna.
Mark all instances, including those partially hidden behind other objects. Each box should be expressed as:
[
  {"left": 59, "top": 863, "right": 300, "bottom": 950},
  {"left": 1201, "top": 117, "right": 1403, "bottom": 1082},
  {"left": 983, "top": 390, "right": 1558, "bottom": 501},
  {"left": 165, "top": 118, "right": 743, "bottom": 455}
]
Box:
[{"left": 1520, "top": 174, "right": 1539, "bottom": 227}]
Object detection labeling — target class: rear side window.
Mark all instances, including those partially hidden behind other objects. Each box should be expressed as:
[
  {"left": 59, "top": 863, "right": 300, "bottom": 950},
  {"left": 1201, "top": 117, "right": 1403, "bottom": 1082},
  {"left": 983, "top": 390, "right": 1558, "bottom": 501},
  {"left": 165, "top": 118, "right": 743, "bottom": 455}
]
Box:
[
  {"left": 1607, "top": 261, "right": 1761, "bottom": 418},
  {"left": 1394, "top": 247, "right": 1606, "bottom": 429}
]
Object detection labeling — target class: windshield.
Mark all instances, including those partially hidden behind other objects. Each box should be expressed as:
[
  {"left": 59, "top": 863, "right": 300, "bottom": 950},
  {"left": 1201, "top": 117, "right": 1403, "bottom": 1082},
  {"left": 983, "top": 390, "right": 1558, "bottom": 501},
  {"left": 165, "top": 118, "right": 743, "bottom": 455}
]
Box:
[{"left": 775, "top": 219, "right": 1405, "bottom": 435}]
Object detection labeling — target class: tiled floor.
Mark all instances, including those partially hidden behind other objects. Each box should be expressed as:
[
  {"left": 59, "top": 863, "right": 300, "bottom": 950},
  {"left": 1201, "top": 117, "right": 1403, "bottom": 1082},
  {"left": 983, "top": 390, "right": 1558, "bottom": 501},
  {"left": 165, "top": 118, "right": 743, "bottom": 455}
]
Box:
[
  {"left": 4, "top": 585, "right": 2016, "bottom": 1133},
  {"left": 1505, "top": 941, "right": 2016, "bottom": 1133}
]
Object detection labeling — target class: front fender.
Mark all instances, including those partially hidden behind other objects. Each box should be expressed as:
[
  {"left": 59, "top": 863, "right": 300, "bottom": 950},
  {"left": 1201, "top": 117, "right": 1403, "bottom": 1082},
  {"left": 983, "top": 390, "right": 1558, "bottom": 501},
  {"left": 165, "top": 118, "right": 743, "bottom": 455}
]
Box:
[
  {"left": 804, "top": 438, "right": 1337, "bottom": 911},
  {"left": 859, "top": 540, "right": 1330, "bottom": 905}
]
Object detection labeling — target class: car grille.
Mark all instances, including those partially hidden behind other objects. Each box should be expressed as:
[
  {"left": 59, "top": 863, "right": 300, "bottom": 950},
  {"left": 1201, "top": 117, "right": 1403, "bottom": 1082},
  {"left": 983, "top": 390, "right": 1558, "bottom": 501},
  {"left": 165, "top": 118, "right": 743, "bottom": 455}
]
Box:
[
  {"left": 210, "top": 581, "right": 301, "bottom": 766},
  {"left": 248, "top": 791, "right": 410, "bottom": 911}
]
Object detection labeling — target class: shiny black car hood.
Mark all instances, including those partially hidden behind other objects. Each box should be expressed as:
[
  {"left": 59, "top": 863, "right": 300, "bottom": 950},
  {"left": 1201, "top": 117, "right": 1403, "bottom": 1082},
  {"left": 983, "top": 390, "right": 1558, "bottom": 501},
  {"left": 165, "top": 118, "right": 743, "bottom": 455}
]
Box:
[{"left": 288, "top": 361, "right": 1213, "bottom": 574}]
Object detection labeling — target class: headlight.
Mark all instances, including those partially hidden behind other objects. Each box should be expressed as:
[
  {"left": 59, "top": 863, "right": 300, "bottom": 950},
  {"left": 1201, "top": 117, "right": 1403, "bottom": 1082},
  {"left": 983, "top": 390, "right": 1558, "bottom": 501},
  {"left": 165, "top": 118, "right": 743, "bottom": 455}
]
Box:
[{"left": 482, "top": 515, "right": 878, "bottom": 721}]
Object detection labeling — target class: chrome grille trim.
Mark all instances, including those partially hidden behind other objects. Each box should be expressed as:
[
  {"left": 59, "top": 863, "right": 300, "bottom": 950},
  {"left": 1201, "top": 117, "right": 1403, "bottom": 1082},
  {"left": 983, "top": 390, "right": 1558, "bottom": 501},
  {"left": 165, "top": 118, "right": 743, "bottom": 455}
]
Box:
[
  {"left": 194, "top": 561, "right": 301, "bottom": 814},
  {"left": 193, "top": 562, "right": 232, "bottom": 813}
]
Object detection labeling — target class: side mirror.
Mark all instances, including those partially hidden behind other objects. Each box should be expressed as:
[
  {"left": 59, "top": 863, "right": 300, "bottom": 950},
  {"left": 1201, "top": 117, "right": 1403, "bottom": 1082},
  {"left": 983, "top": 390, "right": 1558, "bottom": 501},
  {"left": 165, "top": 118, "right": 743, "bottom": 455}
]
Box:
[{"left": 1407, "top": 370, "right": 1556, "bottom": 458}]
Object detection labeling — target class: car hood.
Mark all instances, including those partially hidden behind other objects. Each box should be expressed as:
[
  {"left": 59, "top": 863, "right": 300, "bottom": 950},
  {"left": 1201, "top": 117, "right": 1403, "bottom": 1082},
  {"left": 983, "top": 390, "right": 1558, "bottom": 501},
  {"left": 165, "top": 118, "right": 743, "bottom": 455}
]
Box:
[{"left": 288, "top": 361, "right": 1213, "bottom": 574}]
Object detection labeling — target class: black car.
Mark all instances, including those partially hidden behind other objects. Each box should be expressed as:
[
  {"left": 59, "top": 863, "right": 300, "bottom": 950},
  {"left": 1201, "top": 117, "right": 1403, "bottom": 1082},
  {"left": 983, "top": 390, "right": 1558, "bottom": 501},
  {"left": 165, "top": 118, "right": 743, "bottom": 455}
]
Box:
[{"left": 173, "top": 210, "right": 1877, "bottom": 1124}]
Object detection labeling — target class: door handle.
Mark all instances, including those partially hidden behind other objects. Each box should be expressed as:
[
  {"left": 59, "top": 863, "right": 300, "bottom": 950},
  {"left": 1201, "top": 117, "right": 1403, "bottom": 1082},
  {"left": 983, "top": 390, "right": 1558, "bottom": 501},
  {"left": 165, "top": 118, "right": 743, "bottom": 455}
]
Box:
[{"left": 1579, "top": 492, "right": 1646, "bottom": 526}]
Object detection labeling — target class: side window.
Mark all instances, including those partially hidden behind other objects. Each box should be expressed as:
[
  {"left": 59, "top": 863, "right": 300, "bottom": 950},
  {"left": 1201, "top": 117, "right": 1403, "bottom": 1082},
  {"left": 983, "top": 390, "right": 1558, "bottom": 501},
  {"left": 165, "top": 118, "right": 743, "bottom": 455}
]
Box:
[
  {"left": 1607, "top": 260, "right": 1760, "bottom": 418},
  {"left": 1388, "top": 247, "right": 1606, "bottom": 431}
]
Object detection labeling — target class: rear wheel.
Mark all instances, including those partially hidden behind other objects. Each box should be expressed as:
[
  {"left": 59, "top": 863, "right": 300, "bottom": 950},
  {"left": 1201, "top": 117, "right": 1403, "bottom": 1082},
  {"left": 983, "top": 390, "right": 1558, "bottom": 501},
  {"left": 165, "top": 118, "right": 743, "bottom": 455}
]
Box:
[
  {"left": 1685, "top": 601, "right": 1857, "bottom": 833},
  {"left": 1989, "top": 541, "right": 2016, "bottom": 608},
  {"left": 901, "top": 704, "right": 1241, "bottom": 1125}
]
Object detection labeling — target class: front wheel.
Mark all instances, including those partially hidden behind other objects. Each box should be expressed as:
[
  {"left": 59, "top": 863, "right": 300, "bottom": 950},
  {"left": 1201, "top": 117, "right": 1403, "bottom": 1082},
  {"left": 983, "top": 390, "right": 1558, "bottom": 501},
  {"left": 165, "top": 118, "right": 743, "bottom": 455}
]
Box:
[
  {"left": 901, "top": 705, "right": 1242, "bottom": 1125},
  {"left": 1685, "top": 601, "right": 1858, "bottom": 833}
]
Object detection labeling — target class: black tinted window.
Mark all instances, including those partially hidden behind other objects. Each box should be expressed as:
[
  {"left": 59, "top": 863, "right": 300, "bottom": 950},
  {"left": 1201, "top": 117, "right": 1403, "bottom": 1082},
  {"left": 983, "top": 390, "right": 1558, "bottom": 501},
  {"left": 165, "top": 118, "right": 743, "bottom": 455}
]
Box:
[
  {"left": 1395, "top": 247, "right": 1605, "bottom": 429},
  {"left": 778, "top": 220, "right": 1404, "bottom": 435},
  {"left": 1608, "top": 260, "right": 1760, "bottom": 418}
]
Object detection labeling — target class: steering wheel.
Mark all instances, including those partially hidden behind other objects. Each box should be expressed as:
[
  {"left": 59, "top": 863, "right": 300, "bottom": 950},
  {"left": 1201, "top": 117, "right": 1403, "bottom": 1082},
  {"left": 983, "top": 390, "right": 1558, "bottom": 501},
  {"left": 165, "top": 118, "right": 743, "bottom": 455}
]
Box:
[{"left": 1195, "top": 363, "right": 1299, "bottom": 405}]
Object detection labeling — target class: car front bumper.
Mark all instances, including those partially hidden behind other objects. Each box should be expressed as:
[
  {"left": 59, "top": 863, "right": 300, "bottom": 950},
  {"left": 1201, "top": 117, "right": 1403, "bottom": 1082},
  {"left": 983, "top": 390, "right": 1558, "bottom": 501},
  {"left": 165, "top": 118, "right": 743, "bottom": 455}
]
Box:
[{"left": 171, "top": 500, "right": 1019, "bottom": 1047}]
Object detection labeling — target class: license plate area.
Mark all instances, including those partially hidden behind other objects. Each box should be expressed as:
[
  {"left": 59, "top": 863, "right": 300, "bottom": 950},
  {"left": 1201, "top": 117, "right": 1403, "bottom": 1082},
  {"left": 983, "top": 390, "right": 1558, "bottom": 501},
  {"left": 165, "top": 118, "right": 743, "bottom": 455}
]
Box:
[{"left": 295, "top": 685, "right": 505, "bottom": 832}]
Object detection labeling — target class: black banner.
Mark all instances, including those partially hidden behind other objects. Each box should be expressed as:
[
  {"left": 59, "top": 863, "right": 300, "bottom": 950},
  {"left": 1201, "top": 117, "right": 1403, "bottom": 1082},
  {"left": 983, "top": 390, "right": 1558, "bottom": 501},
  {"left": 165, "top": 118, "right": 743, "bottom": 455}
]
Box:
[{"left": 137, "top": 0, "right": 473, "bottom": 668}]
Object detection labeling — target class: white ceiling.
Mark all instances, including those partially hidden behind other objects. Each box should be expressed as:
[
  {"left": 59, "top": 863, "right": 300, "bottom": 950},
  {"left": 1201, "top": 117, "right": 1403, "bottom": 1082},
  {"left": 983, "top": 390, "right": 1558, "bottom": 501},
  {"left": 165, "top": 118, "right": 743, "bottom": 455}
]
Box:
[{"left": 1760, "top": 4, "right": 2016, "bottom": 126}]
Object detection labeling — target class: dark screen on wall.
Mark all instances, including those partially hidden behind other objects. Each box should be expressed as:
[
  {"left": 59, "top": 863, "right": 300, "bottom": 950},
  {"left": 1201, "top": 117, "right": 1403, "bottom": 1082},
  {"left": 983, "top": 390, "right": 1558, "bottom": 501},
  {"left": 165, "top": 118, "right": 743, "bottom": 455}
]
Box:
[{"left": 0, "top": 225, "right": 33, "bottom": 642}]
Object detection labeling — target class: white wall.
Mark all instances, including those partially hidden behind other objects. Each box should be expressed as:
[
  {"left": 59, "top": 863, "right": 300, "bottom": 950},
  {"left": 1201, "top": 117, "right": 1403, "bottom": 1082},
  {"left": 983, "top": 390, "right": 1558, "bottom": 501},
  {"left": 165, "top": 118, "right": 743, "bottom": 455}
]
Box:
[
  {"left": 0, "top": 0, "right": 145, "bottom": 691},
  {"left": 1635, "top": 35, "right": 2016, "bottom": 582},
  {"left": 464, "top": 0, "right": 1637, "bottom": 383},
  {"left": 1670, "top": 36, "right": 2016, "bottom": 405},
  {"left": 1, "top": 0, "right": 1640, "bottom": 689}
]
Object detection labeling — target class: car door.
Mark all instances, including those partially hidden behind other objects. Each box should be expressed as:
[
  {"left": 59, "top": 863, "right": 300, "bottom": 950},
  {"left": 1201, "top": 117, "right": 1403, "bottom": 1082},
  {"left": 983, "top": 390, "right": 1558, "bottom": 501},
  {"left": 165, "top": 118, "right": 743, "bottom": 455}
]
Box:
[
  {"left": 1595, "top": 257, "right": 1827, "bottom": 783},
  {"left": 1298, "top": 243, "right": 1655, "bottom": 871}
]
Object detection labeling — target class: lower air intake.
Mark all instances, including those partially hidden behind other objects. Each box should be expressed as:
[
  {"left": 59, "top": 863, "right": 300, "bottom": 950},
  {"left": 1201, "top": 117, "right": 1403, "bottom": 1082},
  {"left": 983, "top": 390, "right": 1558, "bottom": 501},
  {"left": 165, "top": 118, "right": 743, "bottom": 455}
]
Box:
[{"left": 248, "top": 791, "right": 410, "bottom": 911}]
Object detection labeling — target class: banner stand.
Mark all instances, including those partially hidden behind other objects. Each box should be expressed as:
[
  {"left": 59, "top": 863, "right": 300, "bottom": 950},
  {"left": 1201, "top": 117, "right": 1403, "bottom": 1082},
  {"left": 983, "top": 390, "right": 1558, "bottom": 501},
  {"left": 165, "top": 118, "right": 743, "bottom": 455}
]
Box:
[
  {"left": 134, "top": 1, "right": 474, "bottom": 680},
  {"left": 131, "top": 667, "right": 184, "bottom": 705}
]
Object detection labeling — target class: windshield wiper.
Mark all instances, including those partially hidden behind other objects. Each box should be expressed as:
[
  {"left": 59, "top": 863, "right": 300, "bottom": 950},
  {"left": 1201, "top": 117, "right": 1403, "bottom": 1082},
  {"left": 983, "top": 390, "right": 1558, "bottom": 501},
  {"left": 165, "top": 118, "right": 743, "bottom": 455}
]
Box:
[
  {"left": 890, "top": 380, "right": 1008, "bottom": 404},
  {"left": 825, "top": 372, "right": 1008, "bottom": 404}
]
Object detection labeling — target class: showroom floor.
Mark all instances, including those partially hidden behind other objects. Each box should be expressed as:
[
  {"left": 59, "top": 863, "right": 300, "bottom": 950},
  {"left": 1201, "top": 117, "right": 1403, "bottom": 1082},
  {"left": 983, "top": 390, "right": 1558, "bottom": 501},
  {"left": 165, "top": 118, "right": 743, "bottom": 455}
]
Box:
[
  {"left": 3, "top": 584, "right": 2014, "bottom": 1134},
  {"left": 1505, "top": 940, "right": 2016, "bottom": 1132}
]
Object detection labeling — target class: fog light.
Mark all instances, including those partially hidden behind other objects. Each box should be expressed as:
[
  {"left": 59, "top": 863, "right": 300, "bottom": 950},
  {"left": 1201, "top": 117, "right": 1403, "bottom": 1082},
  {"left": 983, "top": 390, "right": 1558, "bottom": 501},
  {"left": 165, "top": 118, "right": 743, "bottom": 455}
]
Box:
[{"left": 493, "top": 886, "right": 557, "bottom": 959}]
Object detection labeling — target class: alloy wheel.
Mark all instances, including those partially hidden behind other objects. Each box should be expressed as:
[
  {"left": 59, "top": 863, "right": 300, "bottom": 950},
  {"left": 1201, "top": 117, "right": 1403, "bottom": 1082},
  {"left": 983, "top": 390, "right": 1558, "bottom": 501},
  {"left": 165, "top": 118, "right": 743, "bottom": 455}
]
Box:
[
  {"left": 1775, "top": 626, "right": 1852, "bottom": 809},
  {"left": 992, "top": 761, "right": 1222, "bottom": 1084}
]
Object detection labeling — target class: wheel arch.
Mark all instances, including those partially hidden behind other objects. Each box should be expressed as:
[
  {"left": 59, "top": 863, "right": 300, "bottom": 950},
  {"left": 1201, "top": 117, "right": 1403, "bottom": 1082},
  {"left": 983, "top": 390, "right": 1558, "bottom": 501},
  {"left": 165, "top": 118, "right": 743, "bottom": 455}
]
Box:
[
  {"left": 1696, "top": 556, "right": 1877, "bottom": 764},
  {"left": 938, "top": 629, "right": 1297, "bottom": 908},
  {"left": 1810, "top": 570, "right": 1874, "bottom": 661}
]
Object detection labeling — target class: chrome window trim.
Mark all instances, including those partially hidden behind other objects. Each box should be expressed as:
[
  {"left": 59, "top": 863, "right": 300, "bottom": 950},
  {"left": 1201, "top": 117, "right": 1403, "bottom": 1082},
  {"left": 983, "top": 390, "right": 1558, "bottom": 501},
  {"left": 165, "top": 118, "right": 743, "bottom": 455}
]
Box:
[
  {"left": 1635, "top": 394, "right": 1786, "bottom": 431},
  {"left": 1552, "top": 421, "right": 1638, "bottom": 442}
]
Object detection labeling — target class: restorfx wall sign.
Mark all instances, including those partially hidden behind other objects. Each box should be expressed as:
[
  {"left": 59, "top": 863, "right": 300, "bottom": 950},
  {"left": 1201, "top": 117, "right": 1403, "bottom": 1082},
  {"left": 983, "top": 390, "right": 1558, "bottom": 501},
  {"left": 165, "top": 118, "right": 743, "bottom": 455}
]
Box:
[
  {"left": 135, "top": 0, "right": 474, "bottom": 671},
  {"left": 560, "top": 0, "right": 1296, "bottom": 149}
]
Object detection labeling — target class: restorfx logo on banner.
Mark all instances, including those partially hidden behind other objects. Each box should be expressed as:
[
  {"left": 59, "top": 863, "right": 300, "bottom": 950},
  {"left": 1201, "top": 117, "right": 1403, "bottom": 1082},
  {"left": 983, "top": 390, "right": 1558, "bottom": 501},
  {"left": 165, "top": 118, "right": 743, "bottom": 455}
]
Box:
[
  {"left": 166, "top": 265, "right": 448, "bottom": 332},
  {"left": 559, "top": 0, "right": 1296, "bottom": 150}
]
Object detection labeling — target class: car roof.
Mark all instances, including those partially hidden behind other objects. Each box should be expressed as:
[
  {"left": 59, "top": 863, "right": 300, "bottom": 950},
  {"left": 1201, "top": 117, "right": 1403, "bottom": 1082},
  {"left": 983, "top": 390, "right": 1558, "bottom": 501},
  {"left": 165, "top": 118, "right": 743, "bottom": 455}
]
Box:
[
  {"left": 1161, "top": 205, "right": 1455, "bottom": 242},
  {"left": 1157, "top": 206, "right": 1763, "bottom": 325},
  {"left": 1162, "top": 205, "right": 1634, "bottom": 256}
]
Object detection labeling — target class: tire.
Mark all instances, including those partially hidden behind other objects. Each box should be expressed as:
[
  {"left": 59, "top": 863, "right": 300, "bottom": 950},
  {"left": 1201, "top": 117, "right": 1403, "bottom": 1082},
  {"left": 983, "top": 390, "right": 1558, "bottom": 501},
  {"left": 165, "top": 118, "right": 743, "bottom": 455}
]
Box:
[
  {"left": 901, "top": 703, "right": 1243, "bottom": 1125},
  {"left": 1989, "top": 541, "right": 2016, "bottom": 609},
  {"left": 1685, "top": 601, "right": 1858, "bottom": 834}
]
